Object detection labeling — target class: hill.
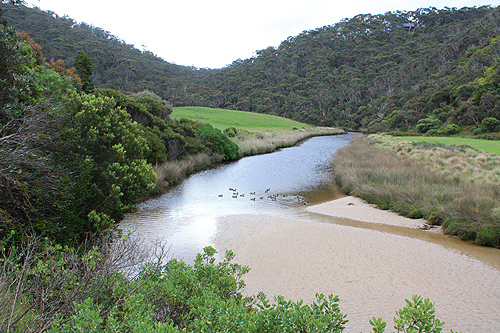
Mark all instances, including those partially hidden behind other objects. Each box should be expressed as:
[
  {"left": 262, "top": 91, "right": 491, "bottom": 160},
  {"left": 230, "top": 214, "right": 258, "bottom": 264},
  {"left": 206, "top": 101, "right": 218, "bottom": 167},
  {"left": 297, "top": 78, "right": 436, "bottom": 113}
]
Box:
[
  {"left": 4, "top": 3, "right": 500, "bottom": 134},
  {"left": 0, "top": 3, "right": 212, "bottom": 103},
  {"left": 171, "top": 106, "right": 315, "bottom": 132}
]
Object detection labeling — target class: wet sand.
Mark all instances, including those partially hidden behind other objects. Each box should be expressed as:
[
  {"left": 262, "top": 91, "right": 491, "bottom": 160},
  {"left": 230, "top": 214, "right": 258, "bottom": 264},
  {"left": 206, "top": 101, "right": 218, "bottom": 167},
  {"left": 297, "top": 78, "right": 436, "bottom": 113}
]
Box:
[
  {"left": 307, "top": 196, "right": 440, "bottom": 232},
  {"left": 213, "top": 209, "right": 500, "bottom": 332}
]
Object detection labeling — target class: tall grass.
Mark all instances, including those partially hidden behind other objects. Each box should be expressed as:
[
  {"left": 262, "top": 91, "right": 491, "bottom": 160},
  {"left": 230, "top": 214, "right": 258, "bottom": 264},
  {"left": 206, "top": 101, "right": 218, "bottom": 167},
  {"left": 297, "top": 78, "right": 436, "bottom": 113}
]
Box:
[
  {"left": 149, "top": 153, "right": 223, "bottom": 195},
  {"left": 332, "top": 135, "right": 500, "bottom": 247}
]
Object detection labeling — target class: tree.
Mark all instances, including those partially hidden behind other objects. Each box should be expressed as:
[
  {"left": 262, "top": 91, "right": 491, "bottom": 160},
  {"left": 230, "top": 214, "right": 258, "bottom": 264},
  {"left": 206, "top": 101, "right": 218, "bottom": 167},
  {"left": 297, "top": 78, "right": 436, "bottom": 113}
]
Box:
[{"left": 74, "top": 50, "right": 93, "bottom": 93}]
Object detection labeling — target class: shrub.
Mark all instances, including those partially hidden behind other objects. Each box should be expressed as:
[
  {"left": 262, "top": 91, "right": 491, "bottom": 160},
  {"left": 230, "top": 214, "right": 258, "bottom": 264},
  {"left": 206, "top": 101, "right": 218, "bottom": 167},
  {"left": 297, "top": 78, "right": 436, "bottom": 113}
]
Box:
[
  {"left": 196, "top": 123, "right": 240, "bottom": 161},
  {"left": 416, "top": 118, "right": 440, "bottom": 133},
  {"left": 3, "top": 242, "right": 447, "bottom": 333},
  {"left": 444, "top": 123, "right": 460, "bottom": 135},
  {"left": 224, "top": 126, "right": 238, "bottom": 138},
  {"left": 482, "top": 117, "right": 500, "bottom": 132},
  {"left": 472, "top": 127, "right": 483, "bottom": 135},
  {"left": 370, "top": 295, "right": 445, "bottom": 333}
]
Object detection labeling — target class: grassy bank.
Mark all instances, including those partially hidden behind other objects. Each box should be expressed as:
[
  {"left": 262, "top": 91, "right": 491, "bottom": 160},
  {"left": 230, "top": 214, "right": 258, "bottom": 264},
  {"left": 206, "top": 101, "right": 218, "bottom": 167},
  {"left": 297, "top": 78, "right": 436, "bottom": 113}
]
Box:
[
  {"left": 332, "top": 135, "right": 500, "bottom": 247},
  {"left": 234, "top": 127, "right": 344, "bottom": 156}
]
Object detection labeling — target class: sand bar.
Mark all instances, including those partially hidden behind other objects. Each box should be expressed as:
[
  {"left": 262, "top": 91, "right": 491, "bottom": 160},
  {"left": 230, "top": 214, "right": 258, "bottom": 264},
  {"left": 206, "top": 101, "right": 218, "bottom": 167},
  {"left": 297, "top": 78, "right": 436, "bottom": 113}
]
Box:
[
  {"left": 306, "top": 196, "right": 439, "bottom": 231},
  {"left": 213, "top": 208, "right": 500, "bottom": 332}
]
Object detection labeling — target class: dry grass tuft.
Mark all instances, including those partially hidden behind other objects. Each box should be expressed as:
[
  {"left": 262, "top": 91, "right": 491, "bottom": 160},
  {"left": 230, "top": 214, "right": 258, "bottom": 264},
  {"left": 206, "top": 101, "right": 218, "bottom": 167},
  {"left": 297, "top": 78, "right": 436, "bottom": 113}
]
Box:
[{"left": 150, "top": 153, "right": 223, "bottom": 195}]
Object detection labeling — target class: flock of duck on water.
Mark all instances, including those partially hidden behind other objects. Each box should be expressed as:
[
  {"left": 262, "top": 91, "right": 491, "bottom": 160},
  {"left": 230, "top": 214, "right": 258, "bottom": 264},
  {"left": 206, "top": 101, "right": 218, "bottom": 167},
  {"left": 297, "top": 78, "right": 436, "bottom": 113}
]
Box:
[{"left": 218, "top": 188, "right": 310, "bottom": 205}]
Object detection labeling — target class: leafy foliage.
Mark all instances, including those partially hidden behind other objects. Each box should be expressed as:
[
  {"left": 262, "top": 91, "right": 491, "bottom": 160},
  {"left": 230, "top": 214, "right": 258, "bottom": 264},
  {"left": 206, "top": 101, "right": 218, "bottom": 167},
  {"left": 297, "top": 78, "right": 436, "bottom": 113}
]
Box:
[
  {"left": 74, "top": 50, "right": 93, "bottom": 93},
  {"left": 2, "top": 241, "right": 448, "bottom": 333},
  {"left": 370, "top": 295, "right": 445, "bottom": 333},
  {"left": 195, "top": 123, "right": 240, "bottom": 160}
]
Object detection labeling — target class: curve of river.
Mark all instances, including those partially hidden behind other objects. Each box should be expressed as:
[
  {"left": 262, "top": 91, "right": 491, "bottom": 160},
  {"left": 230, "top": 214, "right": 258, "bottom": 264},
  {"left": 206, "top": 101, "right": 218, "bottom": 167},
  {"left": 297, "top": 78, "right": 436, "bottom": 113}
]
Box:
[{"left": 120, "top": 134, "right": 500, "bottom": 332}]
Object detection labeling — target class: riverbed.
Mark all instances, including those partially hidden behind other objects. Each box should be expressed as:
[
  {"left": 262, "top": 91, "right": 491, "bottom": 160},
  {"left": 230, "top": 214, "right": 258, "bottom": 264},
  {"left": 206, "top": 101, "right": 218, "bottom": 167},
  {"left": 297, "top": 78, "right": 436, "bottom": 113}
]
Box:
[{"left": 120, "top": 134, "right": 500, "bottom": 332}]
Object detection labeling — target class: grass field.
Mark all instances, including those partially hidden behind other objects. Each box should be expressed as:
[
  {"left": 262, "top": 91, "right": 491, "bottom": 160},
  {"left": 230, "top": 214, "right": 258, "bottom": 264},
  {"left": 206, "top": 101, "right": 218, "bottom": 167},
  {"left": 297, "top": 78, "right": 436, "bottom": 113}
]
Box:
[
  {"left": 397, "top": 136, "right": 500, "bottom": 155},
  {"left": 171, "top": 106, "right": 315, "bottom": 132}
]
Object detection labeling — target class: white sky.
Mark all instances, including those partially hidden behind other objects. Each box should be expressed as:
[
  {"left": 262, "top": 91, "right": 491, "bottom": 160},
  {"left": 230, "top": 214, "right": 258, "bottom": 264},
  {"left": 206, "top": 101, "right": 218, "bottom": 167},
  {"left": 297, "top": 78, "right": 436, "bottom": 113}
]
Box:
[{"left": 25, "top": 0, "right": 500, "bottom": 69}]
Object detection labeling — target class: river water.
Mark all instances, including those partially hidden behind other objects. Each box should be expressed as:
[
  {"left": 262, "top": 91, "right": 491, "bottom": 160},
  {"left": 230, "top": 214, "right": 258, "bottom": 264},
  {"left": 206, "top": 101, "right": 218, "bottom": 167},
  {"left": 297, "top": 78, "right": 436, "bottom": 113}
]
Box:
[{"left": 120, "top": 134, "right": 500, "bottom": 332}]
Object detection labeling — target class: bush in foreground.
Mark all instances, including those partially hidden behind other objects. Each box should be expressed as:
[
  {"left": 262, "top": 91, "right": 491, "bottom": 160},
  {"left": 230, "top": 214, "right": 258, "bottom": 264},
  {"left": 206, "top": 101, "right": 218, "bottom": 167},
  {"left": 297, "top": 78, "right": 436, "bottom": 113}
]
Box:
[{"left": 1, "top": 239, "right": 448, "bottom": 333}]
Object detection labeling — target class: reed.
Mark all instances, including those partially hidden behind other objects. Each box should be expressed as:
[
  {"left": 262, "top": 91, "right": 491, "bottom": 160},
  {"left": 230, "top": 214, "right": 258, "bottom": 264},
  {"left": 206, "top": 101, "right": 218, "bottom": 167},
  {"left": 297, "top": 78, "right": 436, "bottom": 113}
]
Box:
[
  {"left": 333, "top": 135, "right": 500, "bottom": 247},
  {"left": 150, "top": 153, "right": 223, "bottom": 195}
]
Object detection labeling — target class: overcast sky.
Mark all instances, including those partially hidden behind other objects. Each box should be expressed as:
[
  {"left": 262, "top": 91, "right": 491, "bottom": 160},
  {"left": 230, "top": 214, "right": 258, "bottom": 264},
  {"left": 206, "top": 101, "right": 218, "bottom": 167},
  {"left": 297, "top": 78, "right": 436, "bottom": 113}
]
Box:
[{"left": 24, "top": 0, "right": 500, "bottom": 69}]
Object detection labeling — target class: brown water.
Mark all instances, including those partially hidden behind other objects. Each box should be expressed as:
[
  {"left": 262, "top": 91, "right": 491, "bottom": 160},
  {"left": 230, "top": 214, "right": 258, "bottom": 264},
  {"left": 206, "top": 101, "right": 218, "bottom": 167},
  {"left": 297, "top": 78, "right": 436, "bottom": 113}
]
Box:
[{"left": 120, "top": 134, "right": 500, "bottom": 332}]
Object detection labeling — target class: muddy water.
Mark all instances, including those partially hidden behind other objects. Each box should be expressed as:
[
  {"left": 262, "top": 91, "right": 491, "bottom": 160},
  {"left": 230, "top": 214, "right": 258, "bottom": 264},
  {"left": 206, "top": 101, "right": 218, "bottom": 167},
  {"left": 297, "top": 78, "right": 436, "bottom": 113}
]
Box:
[{"left": 120, "top": 134, "right": 500, "bottom": 332}]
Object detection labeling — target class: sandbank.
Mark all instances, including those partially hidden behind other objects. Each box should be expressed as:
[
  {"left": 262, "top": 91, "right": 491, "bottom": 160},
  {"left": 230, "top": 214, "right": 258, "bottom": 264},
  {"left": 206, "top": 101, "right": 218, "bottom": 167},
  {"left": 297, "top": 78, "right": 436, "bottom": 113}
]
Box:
[
  {"left": 213, "top": 208, "right": 500, "bottom": 332},
  {"left": 307, "top": 195, "right": 441, "bottom": 232}
]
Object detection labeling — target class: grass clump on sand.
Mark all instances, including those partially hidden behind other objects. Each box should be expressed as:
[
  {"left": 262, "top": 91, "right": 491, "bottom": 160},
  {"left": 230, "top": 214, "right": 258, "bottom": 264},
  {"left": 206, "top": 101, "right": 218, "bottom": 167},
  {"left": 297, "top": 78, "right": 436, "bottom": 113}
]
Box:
[{"left": 332, "top": 135, "right": 500, "bottom": 247}]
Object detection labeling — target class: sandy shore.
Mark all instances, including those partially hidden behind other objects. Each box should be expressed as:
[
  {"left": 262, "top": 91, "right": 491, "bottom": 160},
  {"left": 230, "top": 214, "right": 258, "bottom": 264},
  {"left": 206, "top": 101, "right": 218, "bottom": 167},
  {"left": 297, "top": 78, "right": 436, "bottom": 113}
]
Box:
[
  {"left": 212, "top": 199, "right": 500, "bottom": 332},
  {"left": 306, "top": 196, "right": 441, "bottom": 232}
]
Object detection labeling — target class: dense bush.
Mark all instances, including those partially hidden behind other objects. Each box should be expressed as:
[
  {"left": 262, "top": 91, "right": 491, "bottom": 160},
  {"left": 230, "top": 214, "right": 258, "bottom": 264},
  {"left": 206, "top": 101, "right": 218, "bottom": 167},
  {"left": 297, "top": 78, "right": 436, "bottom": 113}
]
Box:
[
  {"left": 482, "top": 117, "right": 500, "bottom": 132},
  {"left": 196, "top": 123, "right": 240, "bottom": 161}
]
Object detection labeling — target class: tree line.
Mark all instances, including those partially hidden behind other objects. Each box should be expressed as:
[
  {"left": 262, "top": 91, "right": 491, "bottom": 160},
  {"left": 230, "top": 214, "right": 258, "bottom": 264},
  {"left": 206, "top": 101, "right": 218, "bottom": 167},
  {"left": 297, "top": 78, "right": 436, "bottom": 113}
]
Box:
[{"left": 3, "top": 3, "right": 500, "bottom": 135}]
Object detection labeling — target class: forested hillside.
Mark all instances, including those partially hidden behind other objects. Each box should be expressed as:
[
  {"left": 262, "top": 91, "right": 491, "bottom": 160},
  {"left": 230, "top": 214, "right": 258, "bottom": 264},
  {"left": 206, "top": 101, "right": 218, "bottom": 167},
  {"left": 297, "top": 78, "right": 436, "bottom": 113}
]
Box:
[
  {"left": 198, "top": 6, "right": 500, "bottom": 133},
  {"left": 1, "top": 3, "right": 213, "bottom": 104},
  {"left": 4, "top": 4, "right": 500, "bottom": 134}
]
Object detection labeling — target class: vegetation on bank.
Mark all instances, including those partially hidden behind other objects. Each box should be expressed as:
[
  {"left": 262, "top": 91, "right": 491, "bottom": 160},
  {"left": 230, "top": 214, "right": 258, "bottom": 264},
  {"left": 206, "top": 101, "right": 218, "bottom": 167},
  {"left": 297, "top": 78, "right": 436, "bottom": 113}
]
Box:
[
  {"left": 171, "top": 106, "right": 315, "bottom": 132},
  {"left": 149, "top": 106, "right": 343, "bottom": 190},
  {"left": 0, "top": 9, "right": 240, "bottom": 247},
  {"left": 333, "top": 135, "right": 500, "bottom": 247}
]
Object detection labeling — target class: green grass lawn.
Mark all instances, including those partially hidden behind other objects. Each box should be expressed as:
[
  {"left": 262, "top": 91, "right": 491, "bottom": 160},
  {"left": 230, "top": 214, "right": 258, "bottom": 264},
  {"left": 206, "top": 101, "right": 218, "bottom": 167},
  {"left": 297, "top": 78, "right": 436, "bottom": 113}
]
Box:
[
  {"left": 171, "top": 106, "right": 314, "bottom": 132},
  {"left": 397, "top": 136, "right": 500, "bottom": 155}
]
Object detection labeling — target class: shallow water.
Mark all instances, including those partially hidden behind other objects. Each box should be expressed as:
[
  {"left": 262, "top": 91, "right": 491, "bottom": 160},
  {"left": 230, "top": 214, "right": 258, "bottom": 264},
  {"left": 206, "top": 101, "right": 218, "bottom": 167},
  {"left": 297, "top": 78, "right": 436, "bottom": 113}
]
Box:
[
  {"left": 121, "top": 134, "right": 354, "bottom": 263},
  {"left": 120, "top": 133, "right": 500, "bottom": 332}
]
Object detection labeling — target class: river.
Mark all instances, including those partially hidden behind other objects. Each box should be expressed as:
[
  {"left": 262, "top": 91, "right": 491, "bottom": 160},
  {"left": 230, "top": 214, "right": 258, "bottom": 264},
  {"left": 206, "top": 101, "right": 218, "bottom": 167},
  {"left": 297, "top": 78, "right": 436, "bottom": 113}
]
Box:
[{"left": 120, "top": 133, "right": 500, "bottom": 332}]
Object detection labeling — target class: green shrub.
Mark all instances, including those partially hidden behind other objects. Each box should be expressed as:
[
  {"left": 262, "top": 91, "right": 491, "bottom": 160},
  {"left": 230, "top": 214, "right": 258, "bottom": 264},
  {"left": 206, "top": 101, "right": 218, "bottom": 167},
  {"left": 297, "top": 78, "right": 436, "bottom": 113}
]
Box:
[
  {"left": 370, "top": 295, "right": 445, "bottom": 333},
  {"left": 482, "top": 117, "right": 500, "bottom": 132},
  {"left": 196, "top": 123, "right": 240, "bottom": 161},
  {"left": 444, "top": 123, "right": 460, "bottom": 135},
  {"left": 416, "top": 118, "right": 440, "bottom": 133},
  {"left": 472, "top": 127, "right": 483, "bottom": 135},
  {"left": 224, "top": 126, "right": 238, "bottom": 138}
]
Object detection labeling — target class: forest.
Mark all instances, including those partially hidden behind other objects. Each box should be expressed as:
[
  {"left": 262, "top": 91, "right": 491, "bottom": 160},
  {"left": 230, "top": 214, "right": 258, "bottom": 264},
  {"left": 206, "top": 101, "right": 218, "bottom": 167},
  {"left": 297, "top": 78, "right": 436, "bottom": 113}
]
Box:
[{"left": 3, "top": 3, "right": 500, "bottom": 134}]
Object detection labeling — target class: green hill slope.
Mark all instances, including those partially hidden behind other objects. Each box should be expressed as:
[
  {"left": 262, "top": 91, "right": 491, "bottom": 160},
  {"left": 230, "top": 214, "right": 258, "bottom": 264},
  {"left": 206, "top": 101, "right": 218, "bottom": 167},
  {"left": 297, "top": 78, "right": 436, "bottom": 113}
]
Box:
[{"left": 171, "top": 107, "right": 314, "bottom": 132}]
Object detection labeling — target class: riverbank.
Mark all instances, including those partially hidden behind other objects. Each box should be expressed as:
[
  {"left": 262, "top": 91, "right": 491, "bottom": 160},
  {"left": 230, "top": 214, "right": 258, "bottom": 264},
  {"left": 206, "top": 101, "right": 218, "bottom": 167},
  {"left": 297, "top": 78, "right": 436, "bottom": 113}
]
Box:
[
  {"left": 306, "top": 196, "right": 441, "bottom": 232},
  {"left": 332, "top": 134, "right": 500, "bottom": 248}
]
